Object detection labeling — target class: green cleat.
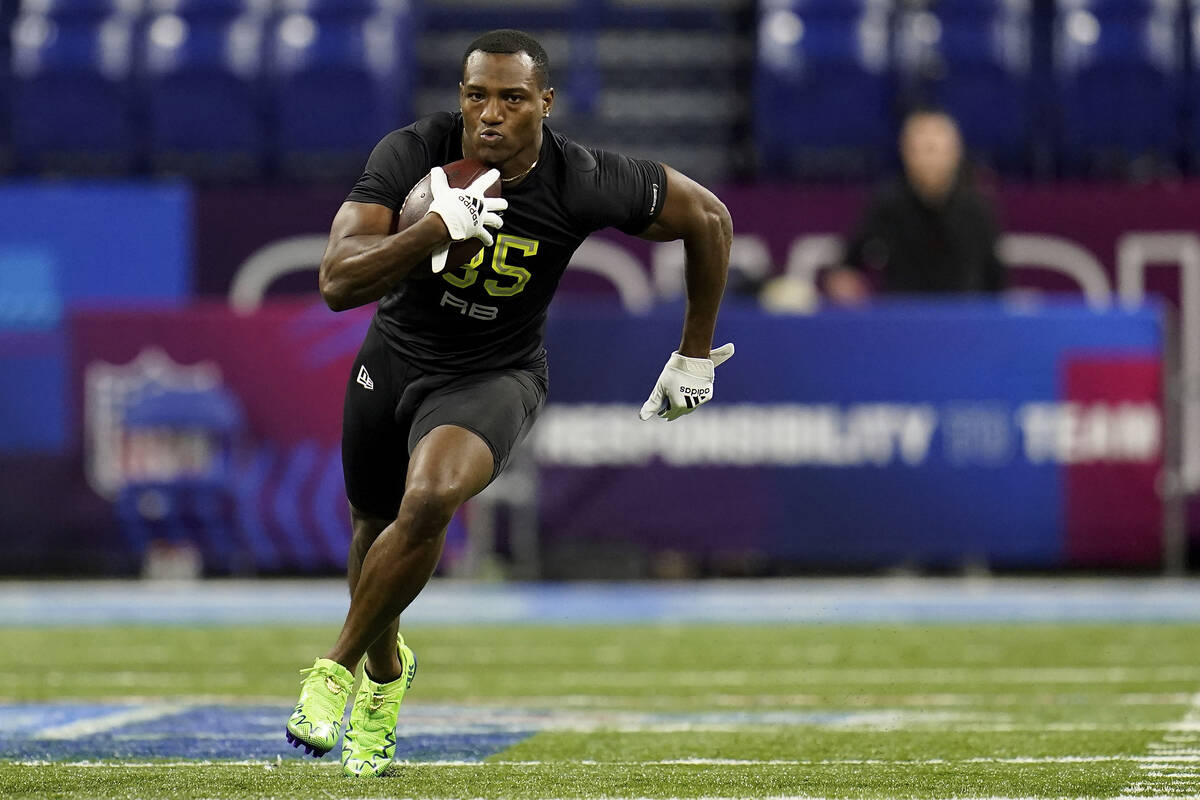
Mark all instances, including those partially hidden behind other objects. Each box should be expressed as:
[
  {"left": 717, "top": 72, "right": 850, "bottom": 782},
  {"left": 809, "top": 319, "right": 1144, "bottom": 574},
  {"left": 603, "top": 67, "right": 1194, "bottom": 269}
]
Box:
[
  {"left": 285, "top": 658, "right": 354, "bottom": 757},
  {"left": 341, "top": 634, "right": 417, "bottom": 777}
]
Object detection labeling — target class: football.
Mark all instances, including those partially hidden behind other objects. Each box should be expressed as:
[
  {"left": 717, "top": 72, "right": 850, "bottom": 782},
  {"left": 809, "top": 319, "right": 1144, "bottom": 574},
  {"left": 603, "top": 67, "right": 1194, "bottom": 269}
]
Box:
[{"left": 395, "top": 158, "right": 502, "bottom": 275}]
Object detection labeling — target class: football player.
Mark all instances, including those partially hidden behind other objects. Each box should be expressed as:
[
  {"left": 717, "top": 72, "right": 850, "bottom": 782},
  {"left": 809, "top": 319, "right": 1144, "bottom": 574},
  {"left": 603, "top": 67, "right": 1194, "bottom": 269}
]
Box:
[{"left": 285, "top": 28, "right": 734, "bottom": 777}]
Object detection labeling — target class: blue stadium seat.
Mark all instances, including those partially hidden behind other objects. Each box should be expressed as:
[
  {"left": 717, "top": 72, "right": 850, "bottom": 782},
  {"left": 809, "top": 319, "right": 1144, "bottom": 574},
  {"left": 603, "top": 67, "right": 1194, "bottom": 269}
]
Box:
[
  {"left": 599, "top": 0, "right": 743, "bottom": 30},
  {"left": 1066, "top": 0, "right": 1164, "bottom": 11},
  {"left": 1053, "top": 0, "right": 1184, "bottom": 175},
  {"left": 755, "top": 1, "right": 896, "bottom": 178},
  {"left": 0, "top": 4, "right": 15, "bottom": 166},
  {"left": 1191, "top": 6, "right": 1200, "bottom": 164},
  {"left": 275, "top": 0, "right": 406, "bottom": 20},
  {"left": 267, "top": 9, "right": 412, "bottom": 178},
  {"left": 419, "top": 0, "right": 572, "bottom": 33},
  {"left": 11, "top": 12, "right": 139, "bottom": 172},
  {"left": 17, "top": 0, "right": 137, "bottom": 19},
  {"left": 783, "top": 0, "right": 888, "bottom": 12},
  {"left": 894, "top": 2, "right": 1036, "bottom": 172},
  {"left": 139, "top": 11, "right": 267, "bottom": 177},
  {"left": 146, "top": 0, "right": 269, "bottom": 18}
]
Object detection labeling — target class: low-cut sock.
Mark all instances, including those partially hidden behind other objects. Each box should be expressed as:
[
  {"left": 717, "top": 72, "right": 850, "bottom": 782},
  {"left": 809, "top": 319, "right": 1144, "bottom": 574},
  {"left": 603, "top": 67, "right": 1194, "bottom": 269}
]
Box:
[{"left": 364, "top": 665, "right": 403, "bottom": 685}]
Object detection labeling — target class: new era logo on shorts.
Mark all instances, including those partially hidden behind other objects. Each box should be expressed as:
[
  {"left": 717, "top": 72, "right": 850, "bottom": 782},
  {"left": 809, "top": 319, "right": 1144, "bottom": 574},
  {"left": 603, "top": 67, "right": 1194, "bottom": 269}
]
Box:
[{"left": 357, "top": 366, "right": 374, "bottom": 390}]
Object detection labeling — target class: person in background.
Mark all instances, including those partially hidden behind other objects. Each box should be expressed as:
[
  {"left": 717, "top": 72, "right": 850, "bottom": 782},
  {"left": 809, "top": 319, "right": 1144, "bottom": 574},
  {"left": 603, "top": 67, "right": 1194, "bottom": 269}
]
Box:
[{"left": 823, "top": 108, "right": 1006, "bottom": 305}]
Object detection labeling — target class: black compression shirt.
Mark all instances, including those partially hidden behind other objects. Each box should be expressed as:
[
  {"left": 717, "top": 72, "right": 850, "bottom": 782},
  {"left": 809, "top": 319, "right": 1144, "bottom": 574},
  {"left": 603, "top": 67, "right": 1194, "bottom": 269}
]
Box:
[{"left": 346, "top": 112, "right": 667, "bottom": 373}]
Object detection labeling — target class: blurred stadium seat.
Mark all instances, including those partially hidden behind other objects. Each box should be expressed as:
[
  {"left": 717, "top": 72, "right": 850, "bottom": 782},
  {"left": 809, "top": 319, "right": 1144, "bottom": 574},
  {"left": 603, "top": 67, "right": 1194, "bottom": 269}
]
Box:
[
  {"left": 19, "top": 0, "right": 142, "bottom": 18},
  {"left": 419, "top": 0, "right": 575, "bottom": 36},
  {"left": 1188, "top": 1, "right": 1200, "bottom": 169},
  {"left": 267, "top": 4, "right": 412, "bottom": 179},
  {"left": 1053, "top": 0, "right": 1184, "bottom": 177},
  {"left": 11, "top": 5, "right": 139, "bottom": 172},
  {"left": 276, "top": 0, "right": 407, "bottom": 18},
  {"left": 140, "top": 3, "right": 269, "bottom": 178},
  {"left": 755, "top": 0, "right": 896, "bottom": 180},
  {"left": 414, "top": 1, "right": 748, "bottom": 184},
  {"left": 894, "top": 0, "right": 1036, "bottom": 173},
  {"left": 147, "top": 0, "right": 269, "bottom": 17},
  {"left": 5, "top": 0, "right": 1200, "bottom": 182}
]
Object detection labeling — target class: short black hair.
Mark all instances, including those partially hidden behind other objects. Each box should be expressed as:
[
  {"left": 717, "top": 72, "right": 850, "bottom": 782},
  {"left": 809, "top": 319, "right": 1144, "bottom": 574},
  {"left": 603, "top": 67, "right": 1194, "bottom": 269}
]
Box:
[{"left": 462, "top": 29, "right": 551, "bottom": 90}]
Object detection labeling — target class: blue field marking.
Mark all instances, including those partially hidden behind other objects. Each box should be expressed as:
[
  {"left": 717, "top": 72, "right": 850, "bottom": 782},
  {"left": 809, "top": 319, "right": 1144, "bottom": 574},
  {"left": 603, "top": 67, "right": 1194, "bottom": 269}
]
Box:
[
  {"left": 0, "top": 702, "right": 979, "bottom": 763},
  {"left": 0, "top": 704, "right": 534, "bottom": 762}
]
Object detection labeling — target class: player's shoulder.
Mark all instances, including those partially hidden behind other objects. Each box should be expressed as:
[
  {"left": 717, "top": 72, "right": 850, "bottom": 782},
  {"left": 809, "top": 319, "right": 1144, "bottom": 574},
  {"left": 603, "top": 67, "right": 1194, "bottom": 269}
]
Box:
[
  {"left": 540, "top": 126, "right": 664, "bottom": 231},
  {"left": 544, "top": 126, "right": 600, "bottom": 178},
  {"left": 544, "top": 125, "right": 653, "bottom": 193}
]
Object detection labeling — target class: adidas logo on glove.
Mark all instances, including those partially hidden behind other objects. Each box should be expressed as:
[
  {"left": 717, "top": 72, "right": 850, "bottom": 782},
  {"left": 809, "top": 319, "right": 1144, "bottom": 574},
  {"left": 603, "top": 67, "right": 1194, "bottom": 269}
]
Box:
[{"left": 457, "top": 195, "right": 483, "bottom": 225}]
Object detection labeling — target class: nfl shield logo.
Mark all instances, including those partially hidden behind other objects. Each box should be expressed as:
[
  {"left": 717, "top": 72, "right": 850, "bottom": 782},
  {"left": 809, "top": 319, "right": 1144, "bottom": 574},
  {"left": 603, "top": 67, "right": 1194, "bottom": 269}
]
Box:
[{"left": 84, "top": 347, "right": 224, "bottom": 499}]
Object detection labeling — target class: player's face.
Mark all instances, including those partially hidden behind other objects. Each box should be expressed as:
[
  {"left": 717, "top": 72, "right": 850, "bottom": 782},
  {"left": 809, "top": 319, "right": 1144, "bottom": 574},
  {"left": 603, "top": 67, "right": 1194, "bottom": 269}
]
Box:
[{"left": 460, "top": 51, "right": 553, "bottom": 174}]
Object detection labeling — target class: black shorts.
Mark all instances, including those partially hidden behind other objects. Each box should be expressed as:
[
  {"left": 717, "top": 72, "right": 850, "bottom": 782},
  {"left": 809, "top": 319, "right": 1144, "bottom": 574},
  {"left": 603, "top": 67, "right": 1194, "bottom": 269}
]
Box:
[{"left": 341, "top": 323, "right": 548, "bottom": 520}]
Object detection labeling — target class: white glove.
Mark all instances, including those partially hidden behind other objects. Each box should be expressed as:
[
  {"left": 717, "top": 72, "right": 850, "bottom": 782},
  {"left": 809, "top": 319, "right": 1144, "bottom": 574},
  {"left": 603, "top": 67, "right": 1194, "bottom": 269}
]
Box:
[
  {"left": 426, "top": 166, "right": 508, "bottom": 273},
  {"left": 638, "top": 343, "right": 735, "bottom": 421}
]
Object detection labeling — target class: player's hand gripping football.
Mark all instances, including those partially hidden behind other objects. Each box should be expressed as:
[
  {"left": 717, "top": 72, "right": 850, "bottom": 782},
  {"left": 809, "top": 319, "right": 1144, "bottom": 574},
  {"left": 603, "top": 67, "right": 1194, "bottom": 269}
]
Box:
[
  {"left": 426, "top": 165, "right": 508, "bottom": 274},
  {"left": 638, "top": 343, "right": 735, "bottom": 421}
]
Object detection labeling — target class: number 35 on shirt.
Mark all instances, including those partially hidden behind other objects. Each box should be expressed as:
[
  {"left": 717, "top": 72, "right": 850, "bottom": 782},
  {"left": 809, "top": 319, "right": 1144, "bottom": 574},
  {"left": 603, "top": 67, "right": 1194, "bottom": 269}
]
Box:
[{"left": 441, "top": 233, "right": 537, "bottom": 297}]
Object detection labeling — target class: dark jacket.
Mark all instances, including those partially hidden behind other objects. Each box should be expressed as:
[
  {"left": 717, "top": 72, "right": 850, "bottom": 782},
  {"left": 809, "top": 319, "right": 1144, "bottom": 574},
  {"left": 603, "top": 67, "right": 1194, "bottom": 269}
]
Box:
[{"left": 842, "top": 174, "right": 1005, "bottom": 294}]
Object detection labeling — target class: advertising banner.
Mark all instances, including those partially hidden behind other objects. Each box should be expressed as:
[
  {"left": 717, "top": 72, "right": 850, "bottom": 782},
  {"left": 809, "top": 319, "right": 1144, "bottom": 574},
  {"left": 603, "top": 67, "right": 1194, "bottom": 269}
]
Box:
[
  {"left": 0, "top": 182, "right": 191, "bottom": 453},
  {"left": 58, "top": 298, "right": 1164, "bottom": 574},
  {"left": 70, "top": 301, "right": 372, "bottom": 573},
  {"left": 537, "top": 300, "right": 1164, "bottom": 569}
]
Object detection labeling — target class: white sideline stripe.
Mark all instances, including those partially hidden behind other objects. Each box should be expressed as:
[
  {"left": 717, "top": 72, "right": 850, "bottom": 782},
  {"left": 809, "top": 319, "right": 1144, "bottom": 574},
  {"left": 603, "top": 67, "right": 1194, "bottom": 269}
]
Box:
[
  {"left": 10, "top": 577, "right": 1200, "bottom": 626},
  {"left": 35, "top": 704, "right": 190, "bottom": 740}
]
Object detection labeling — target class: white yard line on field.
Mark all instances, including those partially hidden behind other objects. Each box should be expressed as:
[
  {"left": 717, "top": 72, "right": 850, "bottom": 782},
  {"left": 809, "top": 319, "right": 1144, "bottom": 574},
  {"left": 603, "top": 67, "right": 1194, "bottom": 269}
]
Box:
[
  {"left": 1119, "top": 691, "right": 1200, "bottom": 797},
  {"left": 422, "top": 665, "right": 1200, "bottom": 689},
  {"left": 430, "top": 692, "right": 1197, "bottom": 709}
]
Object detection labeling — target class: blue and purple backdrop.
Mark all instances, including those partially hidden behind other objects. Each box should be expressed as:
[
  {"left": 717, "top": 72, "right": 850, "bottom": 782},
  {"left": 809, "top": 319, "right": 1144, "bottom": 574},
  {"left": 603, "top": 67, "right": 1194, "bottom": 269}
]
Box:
[{"left": 0, "top": 180, "right": 1181, "bottom": 574}]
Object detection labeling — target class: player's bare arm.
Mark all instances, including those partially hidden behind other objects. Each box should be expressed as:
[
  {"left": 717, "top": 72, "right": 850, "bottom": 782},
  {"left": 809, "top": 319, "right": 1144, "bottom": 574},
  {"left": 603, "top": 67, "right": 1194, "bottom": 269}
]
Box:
[
  {"left": 637, "top": 166, "right": 735, "bottom": 422},
  {"left": 638, "top": 165, "right": 733, "bottom": 358},
  {"left": 318, "top": 200, "right": 451, "bottom": 312}
]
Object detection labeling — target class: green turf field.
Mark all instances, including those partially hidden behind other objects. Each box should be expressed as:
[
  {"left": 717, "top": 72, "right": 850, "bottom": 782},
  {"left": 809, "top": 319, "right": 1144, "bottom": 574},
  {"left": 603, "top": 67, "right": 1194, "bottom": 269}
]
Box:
[{"left": 3, "top": 623, "right": 1200, "bottom": 799}]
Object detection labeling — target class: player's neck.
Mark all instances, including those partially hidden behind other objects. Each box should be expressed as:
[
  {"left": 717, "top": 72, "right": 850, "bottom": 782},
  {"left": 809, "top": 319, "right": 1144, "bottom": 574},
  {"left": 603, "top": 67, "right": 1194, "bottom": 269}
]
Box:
[{"left": 499, "top": 132, "right": 542, "bottom": 186}]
